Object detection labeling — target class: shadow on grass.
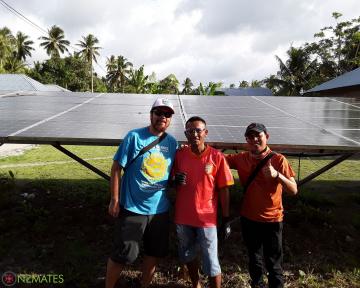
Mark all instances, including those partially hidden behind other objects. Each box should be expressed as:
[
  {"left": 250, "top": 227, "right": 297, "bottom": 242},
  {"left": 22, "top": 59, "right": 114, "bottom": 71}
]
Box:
[{"left": 0, "top": 178, "right": 359, "bottom": 287}]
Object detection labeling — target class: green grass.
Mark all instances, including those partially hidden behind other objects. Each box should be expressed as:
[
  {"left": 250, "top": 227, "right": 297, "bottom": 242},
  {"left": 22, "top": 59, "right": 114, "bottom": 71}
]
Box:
[
  {"left": 0, "top": 146, "right": 359, "bottom": 287},
  {"left": 0, "top": 145, "right": 116, "bottom": 180}
]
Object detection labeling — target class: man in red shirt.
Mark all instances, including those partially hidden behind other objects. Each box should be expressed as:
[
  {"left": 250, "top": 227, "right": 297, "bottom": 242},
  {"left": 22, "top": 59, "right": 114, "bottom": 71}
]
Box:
[
  {"left": 172, "top": 116, "right": 234, "bottom": 288},
  {"left": 226, "top": 123, "right": 297, "bottom": 288}
]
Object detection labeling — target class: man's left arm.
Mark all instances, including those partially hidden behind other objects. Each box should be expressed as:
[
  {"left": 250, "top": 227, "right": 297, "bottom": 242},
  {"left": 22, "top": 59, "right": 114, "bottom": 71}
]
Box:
[
  {"left": 218, "top": 186, "right": 232, "bottom": 241},
  {"left": 263, "top": 157, "right": 298, "bottom": 195},
  {"left": 277, "top": 175, "right": 297, "bottom": 195},
  {"left": 219, "top": 187, "right": 230, "bottom": 218}
]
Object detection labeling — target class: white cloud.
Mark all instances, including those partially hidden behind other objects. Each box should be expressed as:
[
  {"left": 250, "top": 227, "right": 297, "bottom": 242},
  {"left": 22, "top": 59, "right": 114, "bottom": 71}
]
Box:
[{"left": 1, "top": 0, "right": 359, "bottom": 86}]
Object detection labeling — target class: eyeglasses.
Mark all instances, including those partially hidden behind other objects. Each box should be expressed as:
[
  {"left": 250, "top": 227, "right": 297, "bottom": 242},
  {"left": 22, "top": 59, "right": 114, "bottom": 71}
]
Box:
[
  {"left": 152, "top": 110, "right": 173, "bottom": 118},
  {"left": 185, "top": 128, "right": 206, "bottom": 135}
]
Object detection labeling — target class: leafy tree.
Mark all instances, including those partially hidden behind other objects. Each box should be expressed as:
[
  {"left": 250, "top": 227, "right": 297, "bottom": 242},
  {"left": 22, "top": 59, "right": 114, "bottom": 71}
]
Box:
[
  {"left": 39, "top": 25, "right": 70, "bottom": 58},
  {"left": 181, "top": 77, "right": 194, "bottom": 94},
  {"left": 229, "top": 83, "right": 235, "bottom": 88},
  {"left": 250, "top": 80, "right": 262, "bottom": 88},
  {"left": 304, "top": 12, "right": 360, "bottom": 81},
  {"left": 77, "top": 34, "right": 101, "bottom": 92},
  {"left": 28, "top": 55, "right": 92, "bottom": 91},
  {"left": 146, "top": 72, "right": 161, "bottom": 94},
  {"left": 197, "top": 82, "right": 222, "bottom": 96},
  {"left": 92, "top": 74, "right": 108, "bottom": 92},
  {"left": 4, "top": 56, "right": 27, "bottom": 73},
  {"left": 158, "top": 74, "right": 179, "bottom": 94},
  {"left": 0, "top": 27, "right": 31, "bottom": 73},
  {"left": 127, "top": 65, "right": 148, "bottom": 93},
  {"left": 0, "top": 27, "right": 15, "bottom": 70},
  {"left": 239, "top": 80, "right": 249, "bottom": 88},
  {"left": 15, "top": 32, "right": 34, "bottom": 61},
  {"left": 106, "top": 55, "right": 133, "bottom": 92}
]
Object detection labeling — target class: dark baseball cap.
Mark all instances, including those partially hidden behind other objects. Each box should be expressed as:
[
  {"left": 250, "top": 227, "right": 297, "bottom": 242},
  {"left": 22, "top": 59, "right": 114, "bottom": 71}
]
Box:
[{"left": 245, "top": 123, "right": 267, "bottom": 136}]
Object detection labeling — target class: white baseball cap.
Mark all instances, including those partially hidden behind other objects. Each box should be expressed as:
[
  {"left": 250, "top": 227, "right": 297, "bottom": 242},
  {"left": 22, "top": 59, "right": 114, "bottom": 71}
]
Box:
[{"left": 151, "top": 98, "right": 175, "bottom": 114}]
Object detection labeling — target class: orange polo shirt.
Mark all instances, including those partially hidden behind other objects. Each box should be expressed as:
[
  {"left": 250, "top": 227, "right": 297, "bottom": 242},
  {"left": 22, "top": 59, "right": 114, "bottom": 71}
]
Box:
[
  {"left": 173, "top": 146, "right": 234, "bottom": 227},
  {"left": 226, "top": 150, "right": 295, "bottom": 222}
]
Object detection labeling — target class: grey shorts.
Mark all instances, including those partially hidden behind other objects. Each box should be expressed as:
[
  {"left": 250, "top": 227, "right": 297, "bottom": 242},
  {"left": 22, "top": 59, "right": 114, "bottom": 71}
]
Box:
[{"left": 110, "top": 209, "right": 170, "bottom": 264}]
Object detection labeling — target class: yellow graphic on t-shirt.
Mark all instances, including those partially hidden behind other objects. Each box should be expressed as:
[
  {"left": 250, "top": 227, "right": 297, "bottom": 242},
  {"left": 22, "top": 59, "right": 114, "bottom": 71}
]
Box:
[{"left": 142, "top": 152, "right": 167, "bottom": 181}]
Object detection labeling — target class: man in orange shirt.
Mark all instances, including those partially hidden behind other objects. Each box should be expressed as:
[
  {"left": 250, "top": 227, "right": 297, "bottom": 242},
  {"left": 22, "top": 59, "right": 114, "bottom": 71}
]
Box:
[
  {"left": 172, "top": 116, "right": 234, "bottom": 288},
  {"left": 226, "top": 123, "right": 297, "bottom": 288}
]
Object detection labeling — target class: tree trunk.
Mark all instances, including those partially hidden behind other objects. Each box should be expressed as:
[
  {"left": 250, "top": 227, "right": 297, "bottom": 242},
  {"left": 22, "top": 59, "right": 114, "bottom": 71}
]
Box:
[{"left": 91, "top": 57, "right": 93, "bottom": 93}]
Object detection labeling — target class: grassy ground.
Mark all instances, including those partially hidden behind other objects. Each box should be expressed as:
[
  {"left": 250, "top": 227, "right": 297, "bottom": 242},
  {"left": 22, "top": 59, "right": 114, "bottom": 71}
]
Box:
[{"left": 0, "top": 145, "right": 359, "bottom": 288}]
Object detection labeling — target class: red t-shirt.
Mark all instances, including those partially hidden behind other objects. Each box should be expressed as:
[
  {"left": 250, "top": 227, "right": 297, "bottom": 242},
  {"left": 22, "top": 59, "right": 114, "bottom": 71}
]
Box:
[
  {"left": 173, "top": 146, "right": 234, "bottom": 227},
  {"left": 226, "top": 150, "right": 295, "bottom": 222}
]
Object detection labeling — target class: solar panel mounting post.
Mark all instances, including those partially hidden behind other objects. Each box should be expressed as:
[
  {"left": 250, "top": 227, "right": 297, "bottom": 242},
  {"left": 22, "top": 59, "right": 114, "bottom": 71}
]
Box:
[
  {"left": 297, "top": 153, "right": 355, "bottom": 187},
  {"left": 52, "top": 143, "right": 110, "bottom": 181}
]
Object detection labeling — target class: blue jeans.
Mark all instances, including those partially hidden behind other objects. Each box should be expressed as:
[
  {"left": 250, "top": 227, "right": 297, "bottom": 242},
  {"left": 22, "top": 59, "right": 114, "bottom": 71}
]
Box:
[{"left": 176, "top": 224, "right": 221, "bottom": 277}]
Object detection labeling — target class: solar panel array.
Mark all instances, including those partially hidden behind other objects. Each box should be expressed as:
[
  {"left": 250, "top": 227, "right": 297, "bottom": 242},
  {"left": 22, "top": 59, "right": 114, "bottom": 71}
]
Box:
[{"left": 1, "top": 91, "right": 359, "bottom": 152}]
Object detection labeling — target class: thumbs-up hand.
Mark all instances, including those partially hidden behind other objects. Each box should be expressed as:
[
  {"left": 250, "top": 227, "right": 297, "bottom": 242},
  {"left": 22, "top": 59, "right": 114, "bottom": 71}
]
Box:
[{"left": 263, "top": 159, "right": 279, "bottom": 179}]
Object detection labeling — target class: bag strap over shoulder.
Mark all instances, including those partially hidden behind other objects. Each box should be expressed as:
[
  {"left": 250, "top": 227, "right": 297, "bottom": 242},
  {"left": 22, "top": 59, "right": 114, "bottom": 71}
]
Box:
[
  {"left": 123, "top": 132, "right": 167, "bottom": 172},
  {"left": 243, "top": 151, "right": 276, "bottom": 194}
]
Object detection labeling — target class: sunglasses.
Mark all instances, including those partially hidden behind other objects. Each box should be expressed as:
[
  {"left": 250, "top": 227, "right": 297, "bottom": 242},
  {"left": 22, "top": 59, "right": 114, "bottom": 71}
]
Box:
[
  {"left": 185, "top": 128, "right": 206, "bottom": 135},
  {"left": 152, "top": 110, "right": 173, "bottom": 118}
]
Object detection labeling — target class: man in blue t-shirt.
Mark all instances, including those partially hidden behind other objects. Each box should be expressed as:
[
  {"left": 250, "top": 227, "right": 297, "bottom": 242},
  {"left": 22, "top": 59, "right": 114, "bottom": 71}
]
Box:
[{"left": 105, "top": 98, "right": 178, "bottom": 288}]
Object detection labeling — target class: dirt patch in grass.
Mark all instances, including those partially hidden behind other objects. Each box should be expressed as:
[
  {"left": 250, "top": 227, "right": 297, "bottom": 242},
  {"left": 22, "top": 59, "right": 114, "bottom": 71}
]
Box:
[{"left": 0, "top": 175, "right": 359, "bottom": 288}]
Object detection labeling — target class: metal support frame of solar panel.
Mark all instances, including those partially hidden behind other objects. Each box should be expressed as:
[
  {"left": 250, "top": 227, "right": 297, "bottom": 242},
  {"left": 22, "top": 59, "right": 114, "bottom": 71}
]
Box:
[{"left": 1, "top": 92, "right": 360, "bottom": 153}]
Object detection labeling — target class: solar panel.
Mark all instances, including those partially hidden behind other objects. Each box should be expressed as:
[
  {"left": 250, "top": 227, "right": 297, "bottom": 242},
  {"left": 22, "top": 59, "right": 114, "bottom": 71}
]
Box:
[{"left": 1, "top": 92, "right": 359, "bottom": 152}]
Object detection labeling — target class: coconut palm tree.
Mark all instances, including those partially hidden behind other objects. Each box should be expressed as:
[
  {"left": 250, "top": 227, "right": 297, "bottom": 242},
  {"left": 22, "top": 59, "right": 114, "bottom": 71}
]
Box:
[
  {"left": 0, "top": 27, "right": 15, "bottom": 70},
  {"left": 181, "top": 77, "right": 194, "bottom": 94},
  {"left": 4, "top": 56, "right": 26, "bottom": 73},
  {"left": 15, "top": 32, "right": 34, "bottom": 61},
  {"left": 264, "top": 46, "right": 317, "bottom": 95},
  {"left": 106, "top": 55, "right": 133, "bottom": 92},
  {"left": 39, "top": 25, "right": 70, "bottom": 58},
  {"left": 106, "top": 55, "right": 116, "bottom": 91},
  {"left": 77, "top": 34, "right": 101, "bottom": 92}
]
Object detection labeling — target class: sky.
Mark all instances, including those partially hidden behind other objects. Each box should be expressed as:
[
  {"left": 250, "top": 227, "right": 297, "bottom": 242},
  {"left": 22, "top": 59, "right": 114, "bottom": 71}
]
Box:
[{"left": 1, "top": 0, "right": 359, "bottom": 87}]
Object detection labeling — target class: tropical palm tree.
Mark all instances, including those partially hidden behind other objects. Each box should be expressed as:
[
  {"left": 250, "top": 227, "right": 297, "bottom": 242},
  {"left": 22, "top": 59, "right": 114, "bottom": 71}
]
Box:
[
  {"left": 39, "top": 25, "right": 70, "bottom": 58},
  {"left": 181, "top": 77, "right": 193, "bottom": 94},
  {"left": 128, "top": 65, "right": 148, "bottom": 93},
  {"left": 4, "top": 56, "right": 26, "bottom": 73},
  {"left": 198, "top": 82, "right": 222, "bottom": 95},
  {"left": 106, "top": 55, "right": 116, "bottom": 71},
  {"left": 106, "top": 55, "right": 133, "bottom": 92},
  {"left": 106, "top": 55, "right": 116, "bottom": 91},
  {"left": 15, "top": 32, "right": 34, "bottom": 61},
  {"left": 0, "top": 27, "right": 15, "bottom": 70},
  {"left": 264, "top": 46, "right": 317, "bottom": 95},
  {"left": 77, "top": 34, "right": 101, "bottom": 92}
]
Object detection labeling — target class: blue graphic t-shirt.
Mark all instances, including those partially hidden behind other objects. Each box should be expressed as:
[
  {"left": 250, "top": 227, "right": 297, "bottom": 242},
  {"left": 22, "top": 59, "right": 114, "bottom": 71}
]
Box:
[{"left": 113, "top": 127, "right": 177, "bottom": 215}]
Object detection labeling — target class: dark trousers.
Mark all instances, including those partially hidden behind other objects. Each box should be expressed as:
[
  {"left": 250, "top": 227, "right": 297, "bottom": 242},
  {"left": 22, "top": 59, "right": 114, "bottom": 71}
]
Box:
[{"left": 241, "top": 217, "right": 284, "bottom": 288}]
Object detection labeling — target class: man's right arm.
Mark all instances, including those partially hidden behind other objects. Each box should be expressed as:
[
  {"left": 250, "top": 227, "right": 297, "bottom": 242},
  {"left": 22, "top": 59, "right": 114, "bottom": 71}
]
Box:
[{"left": 108, "top": 160, "right": 123, "bottom": 217}]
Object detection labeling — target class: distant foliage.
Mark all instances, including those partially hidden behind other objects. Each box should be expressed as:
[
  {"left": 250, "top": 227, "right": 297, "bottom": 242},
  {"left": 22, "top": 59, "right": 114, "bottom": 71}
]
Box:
[
  {"left": 264, "top": 13, "right": 360, "bottom": 95},
  {"left": 1, "top": 12, "right": 359, "bottom": 94}
]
